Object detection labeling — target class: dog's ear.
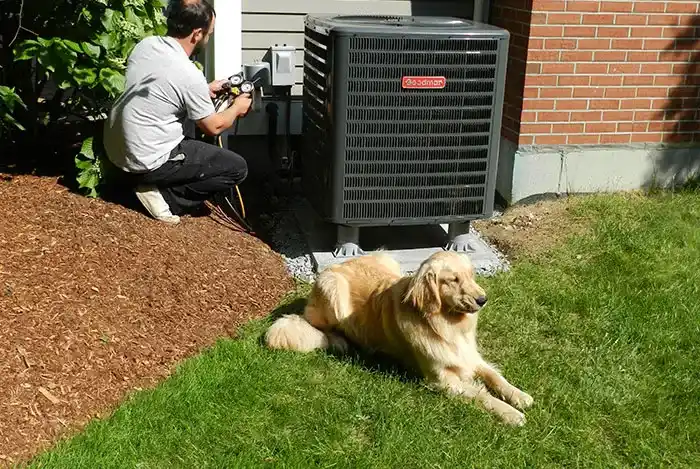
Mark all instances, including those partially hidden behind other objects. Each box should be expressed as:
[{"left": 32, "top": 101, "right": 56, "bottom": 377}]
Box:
[{"left": 405, "top": 269, "right": 442, "bottom": 316}]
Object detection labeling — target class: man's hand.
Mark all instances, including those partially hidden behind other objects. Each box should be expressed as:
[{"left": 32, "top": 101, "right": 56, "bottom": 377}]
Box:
[
  {"left": 231, "top": 93, "right": 253, "bottom": 117},
  {"left": 208, "top": 79, "right": 228, "bottom": 98}
]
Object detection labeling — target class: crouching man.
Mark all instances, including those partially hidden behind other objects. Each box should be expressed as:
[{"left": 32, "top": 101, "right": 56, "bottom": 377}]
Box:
[{"left": 103, "top": 0, "right": 252, "bottom": 224}]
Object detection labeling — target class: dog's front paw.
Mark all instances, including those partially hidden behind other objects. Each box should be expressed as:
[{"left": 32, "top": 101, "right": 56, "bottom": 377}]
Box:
[
  {"left": 511, "top": 391, "right": 534, "bottom": 410},
  {"left": 327, "top": 333, "right": 350, "bottom": 354},
  {"left": 500, "top": 409, "right": 526, "bottom": 427}
]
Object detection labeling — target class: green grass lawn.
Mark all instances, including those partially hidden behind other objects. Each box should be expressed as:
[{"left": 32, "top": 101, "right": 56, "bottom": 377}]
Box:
[{"left": 26, "top": 190, "right": 700, "bottom": 469}]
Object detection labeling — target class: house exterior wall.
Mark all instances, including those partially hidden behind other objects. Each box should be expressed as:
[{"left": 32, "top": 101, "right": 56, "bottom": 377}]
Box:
[
  {"left": 490, "top": 0, "right": 700, "bottom": 203},
  {"left": 492, "top": 0, "right": 700, "bottom": 146},
  {"left": 241, "top": 0, "right": 475, "bottom": 96},
  {"left": 232, "top": 0, "right": 475, "bottom": 136}
]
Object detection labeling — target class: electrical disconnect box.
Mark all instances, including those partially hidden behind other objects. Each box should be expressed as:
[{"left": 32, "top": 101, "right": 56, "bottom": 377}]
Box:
[{"left": 269, "top": 44, "right": 296, "bottom": 87}]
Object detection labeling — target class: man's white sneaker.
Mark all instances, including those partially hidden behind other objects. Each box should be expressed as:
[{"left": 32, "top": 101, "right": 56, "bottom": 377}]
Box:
[{"left": 134, "top": 185, "right": 181, "bottom": 224}]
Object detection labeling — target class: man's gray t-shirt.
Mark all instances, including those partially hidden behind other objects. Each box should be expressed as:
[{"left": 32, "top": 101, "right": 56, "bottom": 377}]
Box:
[{"left": 103, "top": 35, "right": 215, "bottom": 173}]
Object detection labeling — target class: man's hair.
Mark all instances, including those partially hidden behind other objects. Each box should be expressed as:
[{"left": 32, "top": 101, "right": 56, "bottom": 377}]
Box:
[{"left": 166, "top": 0, "right": 216, "bottom": 38}]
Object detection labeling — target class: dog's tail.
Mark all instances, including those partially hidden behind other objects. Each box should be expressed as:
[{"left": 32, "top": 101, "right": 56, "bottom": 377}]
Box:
[{"left": 264, "top": 314, "right": 347, "bottom": 353}]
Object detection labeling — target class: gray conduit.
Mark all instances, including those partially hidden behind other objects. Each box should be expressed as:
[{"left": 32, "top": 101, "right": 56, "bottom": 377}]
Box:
[{"left": 473, "top": 0, "right": 491, "bottom": 23}]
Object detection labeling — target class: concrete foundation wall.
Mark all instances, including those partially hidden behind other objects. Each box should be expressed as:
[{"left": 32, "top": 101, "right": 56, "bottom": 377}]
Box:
[{"left": 497, "top": 139, "right": 700, "bottom": 204}]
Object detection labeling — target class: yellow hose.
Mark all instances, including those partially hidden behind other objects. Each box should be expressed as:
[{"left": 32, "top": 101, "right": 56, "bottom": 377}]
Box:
[{"left": 217, "top": 133, "right": 246, "bottom": 219}]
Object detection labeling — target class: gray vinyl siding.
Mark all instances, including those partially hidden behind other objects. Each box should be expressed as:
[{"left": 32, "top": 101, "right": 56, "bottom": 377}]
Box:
[{"left": 241, "top": 0, "right": 475, "bottom": 96}]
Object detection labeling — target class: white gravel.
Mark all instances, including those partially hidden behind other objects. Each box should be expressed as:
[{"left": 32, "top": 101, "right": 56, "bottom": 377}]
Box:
[
  {"left": 257, "top": 202, "right": 317, "bottom": 282},
  {"left": 259, "top": 198, "right": 509, "bottom": 281}
]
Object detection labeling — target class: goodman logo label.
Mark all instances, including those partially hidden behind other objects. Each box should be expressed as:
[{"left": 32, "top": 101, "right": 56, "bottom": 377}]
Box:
[{"left": 401, "top": 76, "right": 447, "bottom": 89}]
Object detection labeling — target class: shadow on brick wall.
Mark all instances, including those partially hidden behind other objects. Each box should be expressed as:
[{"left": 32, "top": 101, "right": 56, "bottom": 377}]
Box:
[
  {"left": 412, "top": 0, "right": 532, "bottom": 145},
  {"left": 654, "top": 15, "right": 700, "bottom": 188},
  {"left": 488, "top": 0, "right": 533, "bottom": 145}
]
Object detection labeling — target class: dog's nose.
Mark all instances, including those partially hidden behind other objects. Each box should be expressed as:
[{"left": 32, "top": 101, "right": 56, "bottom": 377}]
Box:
[{"left": 476, "top": 296, "right": 487, "bottom": 307}]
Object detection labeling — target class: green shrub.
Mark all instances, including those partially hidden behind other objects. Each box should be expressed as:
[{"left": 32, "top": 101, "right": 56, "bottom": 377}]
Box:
[
  {"left": 8, "top": 0, "right": 168, "bottom": 196},
  {"left": 0, "top": 85, "right": 27, "bottom": 136}
]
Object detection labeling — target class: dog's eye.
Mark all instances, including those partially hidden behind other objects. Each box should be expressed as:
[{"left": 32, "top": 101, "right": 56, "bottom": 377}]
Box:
[{"left": 451, "top": 275, "right": 459, "bottom": 283}]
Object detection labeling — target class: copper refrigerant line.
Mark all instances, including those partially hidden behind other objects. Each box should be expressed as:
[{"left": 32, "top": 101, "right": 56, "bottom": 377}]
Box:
[{"left": 208, "top": 72, "right": 260, "bottom": 235}]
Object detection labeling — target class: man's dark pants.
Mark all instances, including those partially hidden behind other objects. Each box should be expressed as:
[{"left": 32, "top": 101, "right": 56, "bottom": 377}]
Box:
[{"left": 116, "top": 138, "right": 248, "bottom": 215}]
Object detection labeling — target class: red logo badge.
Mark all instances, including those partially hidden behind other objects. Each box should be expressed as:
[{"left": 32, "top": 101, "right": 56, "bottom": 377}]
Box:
[{"left": 401, "top": 76, "right": 447, "bottom": 89}]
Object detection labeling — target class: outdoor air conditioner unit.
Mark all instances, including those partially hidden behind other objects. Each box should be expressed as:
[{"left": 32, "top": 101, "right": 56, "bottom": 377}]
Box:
[{"left": 301, "top": 15, "right": 510, "bottom": 256}]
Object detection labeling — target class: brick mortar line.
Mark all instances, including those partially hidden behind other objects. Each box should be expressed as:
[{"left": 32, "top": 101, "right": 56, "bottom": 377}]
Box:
[
  {"left": 516, "top": 142, "right": 700, "bottom": 153},
  {"left": 526, "top": 72, "right": 700, "bottom": 75},
  {"left": 523, "top": 115, "right": 700, "bottom": 118},
  {"left": 531, "top": 132, "right": 697, "bottom": 135},
  {"left": 525, "top": 127, "right": 699, "bottom": 131},
  {"left": 522, "top": 90, "right": 700, "bottom": 93}
]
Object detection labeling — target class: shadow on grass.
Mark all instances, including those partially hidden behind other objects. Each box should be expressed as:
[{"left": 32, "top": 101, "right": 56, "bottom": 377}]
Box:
[{"left": 260, "top": 294, "right": 422, "bottom": 385}]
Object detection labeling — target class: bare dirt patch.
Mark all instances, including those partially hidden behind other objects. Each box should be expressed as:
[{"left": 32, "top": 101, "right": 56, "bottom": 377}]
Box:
[
  {"left": 473, "top": 197, "right": 591, "bottom": 261},
  {"left": 0, "top": 174, "right": 294, "bottom": 465}
]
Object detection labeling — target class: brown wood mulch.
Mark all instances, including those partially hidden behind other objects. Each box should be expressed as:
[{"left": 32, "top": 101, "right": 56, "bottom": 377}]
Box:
[{"left": 0, "top": 174, "right": 294, "bottom": 465}]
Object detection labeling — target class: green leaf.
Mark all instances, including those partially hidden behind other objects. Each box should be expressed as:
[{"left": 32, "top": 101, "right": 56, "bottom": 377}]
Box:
[
  {"left": 0, "top": 86, "right": 27, "bottom": 133},
  {"left": 53, "top": 43, "right": 79, "bottom": 65},
  {"left": 97, "top": 32, "right": 119, "bottom": 51},
  {"left": 14, "top": 40, "right": 40, "bottom": 61},
  {"left": 99, "top": 68, "right": 126, "bottom": 96},
  {"left": 73, "top": 67, "right": 98, "bottom": 87},
  {"left": 101, "top": 9, "right": 115, "bottom": 30},
  {"left": 0, "top": 86, "right": 26, "bottom": 110},
  {"left": 63, "top": 40, "right": 83, "bottom": 53},
  {"left": 75, "top": 159, "right": 94, "bottom": 170},
  {"left": 125, "top": 7, "right": 146, "bottom": 35},
  {"left": 77, "top": 169, "right": 100, "bottom": 196},
  {"left": 80, "top": 7, "right": 93, "bottom": 22},
  {"left": 120, "top": 38, "right": 136, "bottom": 58},
  {"left": 82, "top": 42, "right": 102, "bottom": 59},
  {"left": 154, "top": 22, "right": 167, "bottom": 36},
  {"left": 101, "top": 9, "right": 124, "bottom": 31},
  {"left": 79, "top": 137, "right": 95, "bottom": 160}
]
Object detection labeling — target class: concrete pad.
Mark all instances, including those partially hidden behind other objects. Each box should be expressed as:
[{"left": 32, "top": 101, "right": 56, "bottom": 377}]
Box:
[{"left": 291, "top": 198, "right": 508, "bottom": 276}]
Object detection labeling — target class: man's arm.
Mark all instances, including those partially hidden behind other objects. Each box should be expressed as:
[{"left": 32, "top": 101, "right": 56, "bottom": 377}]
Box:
[{"left": 196, "top": 93, "right": 253, "bottom": 137}]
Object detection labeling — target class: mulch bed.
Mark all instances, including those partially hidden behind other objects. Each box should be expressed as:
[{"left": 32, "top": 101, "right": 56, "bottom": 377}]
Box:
[{"left": 0, "top": 174, "right": 294, "bottom": 465}]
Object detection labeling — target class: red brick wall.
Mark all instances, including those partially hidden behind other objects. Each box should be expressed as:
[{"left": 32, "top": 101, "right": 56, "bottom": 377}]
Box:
[{"left": 491, "top": 0, "right": 700, "bottom": 146}]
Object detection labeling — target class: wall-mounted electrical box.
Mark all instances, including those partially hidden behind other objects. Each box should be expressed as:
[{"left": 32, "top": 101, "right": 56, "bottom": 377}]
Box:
[{"left": 269, "top": 45, "right": 297, "bottom": 87}]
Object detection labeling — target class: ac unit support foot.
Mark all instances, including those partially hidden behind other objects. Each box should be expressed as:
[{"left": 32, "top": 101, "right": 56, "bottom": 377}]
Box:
[
  {"left": 445, "top": 221, "right": 475, "bottom": 253},
  {"left": 333, "top": 225, "right": 365, "bottom": 258}
]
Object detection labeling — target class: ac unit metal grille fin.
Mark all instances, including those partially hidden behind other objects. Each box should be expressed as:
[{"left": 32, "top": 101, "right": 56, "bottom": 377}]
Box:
[
  {"left": 343, "top": 200, "right": 485, "bottom": 221},
  {"left": 346, "top": 147, "right": 489, "bottom": 163},
  {"left": 344, "top": 174, "right": 487, "bottom": 190},
  {"left": 349, "top": 66, "right": 496, "bottom": 80},
  {"left": 346, "top": 135, "right": 491, "bottom": 149},
  {"left": 348, "top": 51, "right": 498, "bottom": 67},
  {"left": 347, "top": 107, "right": 493, "bottom": 121},
  {"left": 344, "top": 186, "right": 486, "bottom": 202},
  {"left": 348, "top": 93, "right": 494, "bottom": 109},
  {"left": 301, "top": 26, "right": 331, "bottom": 213},
  {"left": 301, "top": 17, "right": 507, "bottom": 225},
  {"left": 335, "top": 34, "right": 499, "bottom": 221},
  {"left": 352, "top": 37, "right": 499, "bottom": 52},
  {"left": 346, "top": 120, "right": 491, "bottom": 136}
]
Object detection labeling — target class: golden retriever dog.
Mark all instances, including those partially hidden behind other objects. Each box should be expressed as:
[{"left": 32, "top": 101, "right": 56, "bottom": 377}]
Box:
[{"left": 264, "top": 250, "right": 533, "bottom": 426}]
